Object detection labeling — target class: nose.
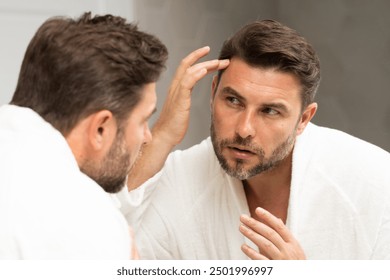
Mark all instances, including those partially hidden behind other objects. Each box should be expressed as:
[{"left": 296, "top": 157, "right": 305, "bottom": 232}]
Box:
[{"left": 235, "top": 111, "right": 256, "bottom": 139}]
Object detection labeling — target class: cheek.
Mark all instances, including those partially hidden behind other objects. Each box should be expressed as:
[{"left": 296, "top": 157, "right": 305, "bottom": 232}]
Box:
[
  {"left": 212, "top": 115, "right": 228, "bottom": 140},
  {"left": 266, "top": 123, "right": 296, "bottom": 148},
  {"left": 131, "top": 129, "right": 144, "bottom": 150},
  {"left": 212, "top": 106, "right": 235, "bottom": 133},
  {"left": 124, "top": 126, "right": 143, "bottom": 153},
  {"left": 266, "top": 122, "right": 288, "bottom": 139}
]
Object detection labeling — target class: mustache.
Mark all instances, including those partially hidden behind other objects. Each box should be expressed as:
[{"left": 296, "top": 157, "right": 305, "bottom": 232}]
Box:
[{"left": 219, "top": 134, "right": 265, "bottom": 156}]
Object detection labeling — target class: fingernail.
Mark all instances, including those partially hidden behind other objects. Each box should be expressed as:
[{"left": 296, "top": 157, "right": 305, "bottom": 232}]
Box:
[{"left": 256, "top": 207, "right": 265, "bottom": 214}]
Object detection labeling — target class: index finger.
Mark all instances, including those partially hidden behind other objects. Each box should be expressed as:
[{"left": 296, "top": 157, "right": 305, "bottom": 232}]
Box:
[
  {"left": 173, "top": 46, "right": 211, "bottom": 79},
  {"left": 255, "top": 207, "right": 293, "bottom": 242}
]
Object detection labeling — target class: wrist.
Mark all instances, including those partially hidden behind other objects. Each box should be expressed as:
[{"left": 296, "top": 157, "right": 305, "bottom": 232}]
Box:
[
  {"left": 151, "top": 125, "right": 177, "bottom": 151},
  {"left": 151, "top": 120, "right": 183, "bottom": 147}
]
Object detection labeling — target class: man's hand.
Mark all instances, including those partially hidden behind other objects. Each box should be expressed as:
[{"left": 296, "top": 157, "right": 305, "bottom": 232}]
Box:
[
  {"left": 127, "top": 47, "right": 229, "bottom": 191},
  {"left": 239, "top": 207, "right": 306, "bottom": 260},
  {"left": 152, "top": 46, "right": 229, "bottom": 147}
]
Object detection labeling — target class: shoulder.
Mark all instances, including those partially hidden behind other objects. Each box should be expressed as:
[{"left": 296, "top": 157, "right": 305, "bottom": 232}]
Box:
[
  {"left": 300, "top": 123, "right": 389, "bottom": 164},
  {"left": 292, "top": 124, "right": 390, "bottom": 255},
  {"left": 296, "top": 123, "right": 390, "bottom": 193},
  {"left": 0, "top": 105, "right": 130, "bottom": 258}
]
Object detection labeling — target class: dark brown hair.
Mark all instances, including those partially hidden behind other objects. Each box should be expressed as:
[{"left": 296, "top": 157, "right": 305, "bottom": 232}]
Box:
[
  {"left": 11, "top": 12, "right": 168, "bottom": 135},
  {"left": 217, "top": 19, "right": 320, "bottom": 109}
]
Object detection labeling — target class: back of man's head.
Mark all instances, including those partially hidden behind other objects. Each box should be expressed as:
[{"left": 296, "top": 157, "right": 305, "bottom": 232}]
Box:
[{"left": 11, "top": 12, "right": 168, "bottom": 135}]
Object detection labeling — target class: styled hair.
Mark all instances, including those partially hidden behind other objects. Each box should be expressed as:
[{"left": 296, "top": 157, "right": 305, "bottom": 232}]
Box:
[
  {"left": 217, "top": 19, "right": 320, "bottom": 109},
  {"left": 11, "top": 12, "right": 168, "bottom": 135}
]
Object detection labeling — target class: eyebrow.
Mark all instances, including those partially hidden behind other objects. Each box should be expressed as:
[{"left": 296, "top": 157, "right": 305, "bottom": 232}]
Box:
[
  {"left": 262, "top": 102, "right": 289, "bottom": 112},
  {"left": 145, "top": 107, "right": 157, "bottom": 121},
  {"left": 221, "top": 86, "right": 245, "bottom": 102},
  {"left": 221, "top": 86, "right": 289, "bottom": 113}
]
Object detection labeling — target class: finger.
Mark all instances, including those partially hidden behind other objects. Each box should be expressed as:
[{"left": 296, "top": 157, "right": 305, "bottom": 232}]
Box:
[
  {"left": 240, "top": 214, "right": 285, "bottom": 249},
  {"left": 255, "top": 207, "right": 293, "bottom": 242},
  {"left": 241, "top": 244, "right": 269, "bottom": 260},
  {"left": 181, "top": 46, "right": 211, "bottom": 67},
  {"left": 187, "top": 59, "right": 229, "bottom": 75},
  {"left": 179, "top": 67, "right": 208, "bottom": 91},
  {"left": 239, "top": 223, "right": 280, "bottom": 258},
  {"left": 173, "top": 46, "right": 211, "bottom": 81},
  {"left": 177, "top": 59, "right": 229, "bottom": 91}
]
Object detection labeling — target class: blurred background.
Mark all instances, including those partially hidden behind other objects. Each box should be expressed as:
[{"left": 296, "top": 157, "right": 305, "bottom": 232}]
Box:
[{"left": 1, "top": 0, "right": 389, "bottom": 152}]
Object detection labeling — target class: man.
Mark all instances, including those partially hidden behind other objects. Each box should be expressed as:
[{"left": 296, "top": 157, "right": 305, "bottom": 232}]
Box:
[
  {"left": 0, "top": 11, "right": 169, "bottom": 259},
  {"left": 120, "top": 20, "right": 390, "bottom": 259},
  {"left": 0, "top": 11, "right": 227, "bottom": 259}
]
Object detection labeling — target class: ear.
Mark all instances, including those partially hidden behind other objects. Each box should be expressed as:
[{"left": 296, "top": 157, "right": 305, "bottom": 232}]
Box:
[
  {"left": 87, "top": 110, "right": 117, "bottom": 152},
  {"left": 296, "top": 102, "right": 318, "bottom": 136},
  {"left": 65, "top": 110, "right": 117, "bottom": 166}
]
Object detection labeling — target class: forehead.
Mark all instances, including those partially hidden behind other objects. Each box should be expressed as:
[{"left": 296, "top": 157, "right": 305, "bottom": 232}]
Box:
[
  {"left": 129, "top": 83, "right": 156, "bottom": 117},
  {"left": 138, "top": 83, "right": 156, "bottom": 105},
  {"left": 218, "top": 58, "right": 302, "bottom": 104}
]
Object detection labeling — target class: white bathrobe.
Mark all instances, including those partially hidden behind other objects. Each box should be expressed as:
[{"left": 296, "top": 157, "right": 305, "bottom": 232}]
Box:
[
  {"left": 0, "top": 105, "right": 130, "bottom": 259},
  {"left": 120, "top": 122, "right": 390, "bottom": 259}
]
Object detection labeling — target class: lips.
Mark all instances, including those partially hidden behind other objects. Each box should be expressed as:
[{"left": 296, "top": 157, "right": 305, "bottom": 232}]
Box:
[
  {"left": 228, "top": 145, "right": 256, "bottom": 155},
  {"left": 226, "top": 145, "right": 257, "bottom": 160}
]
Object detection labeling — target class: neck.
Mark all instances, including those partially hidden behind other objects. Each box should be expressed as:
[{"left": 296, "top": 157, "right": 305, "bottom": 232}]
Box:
[{"left": 244, "top": 151, "right": 293, "bottom": 223}]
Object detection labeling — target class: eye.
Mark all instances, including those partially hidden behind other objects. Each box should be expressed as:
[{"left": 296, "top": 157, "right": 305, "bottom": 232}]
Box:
[
  {"left": 226, "top": 96, "right": 241, "bottom": 105},
  {"left": 262, "top": 107, "right": 279, "bottom": 115}
]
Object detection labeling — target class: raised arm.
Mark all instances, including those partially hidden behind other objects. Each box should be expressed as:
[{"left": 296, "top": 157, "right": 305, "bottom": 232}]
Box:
[{"left": 127, "top": 47, "right": 229, "bottom": 191}]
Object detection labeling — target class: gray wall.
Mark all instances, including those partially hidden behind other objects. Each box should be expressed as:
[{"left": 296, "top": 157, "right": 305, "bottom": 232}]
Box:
[
  {"left": 135, "top": 0, "right": 390, "bottom": 152},
  {"left": 278, "top": 0, "right": 390, "bottom": 152}
]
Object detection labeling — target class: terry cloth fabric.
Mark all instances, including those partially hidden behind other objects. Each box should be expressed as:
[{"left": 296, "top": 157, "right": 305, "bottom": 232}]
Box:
[
  {"left": 120, "top": 122, "right": 390, "bottom": 259},
  {"left": 0, "top": 105, "right": 130, "bottom": 259}
]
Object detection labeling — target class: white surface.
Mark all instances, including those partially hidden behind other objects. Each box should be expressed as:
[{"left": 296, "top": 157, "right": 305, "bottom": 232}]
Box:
[{"left": 0, "top": 0, "right": 134, "bottom": 105}]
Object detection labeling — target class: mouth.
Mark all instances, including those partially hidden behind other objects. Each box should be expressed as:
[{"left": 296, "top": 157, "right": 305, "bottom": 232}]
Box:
[
  {"left": 227, "top": 145, "right": 257, "bottom": 159},
  {"left": 228, "top": 145, "right": 256, "bottom": 154}
]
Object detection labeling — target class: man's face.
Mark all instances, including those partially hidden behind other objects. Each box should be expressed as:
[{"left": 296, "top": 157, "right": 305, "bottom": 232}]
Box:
[
  {"left": 210, "top": 58, "right": 304, "bottom": 180},
  {"left": 83, "top": 83, "right": 157, "bottom": 193}
]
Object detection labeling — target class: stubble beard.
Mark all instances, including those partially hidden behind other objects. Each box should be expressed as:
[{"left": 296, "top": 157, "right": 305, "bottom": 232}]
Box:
[
  {"left": 81, "top": 129, "right": 131, "bottom": 193},
  {"left": 210, "top": 120, "right": 296, "bottom": 180}
]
